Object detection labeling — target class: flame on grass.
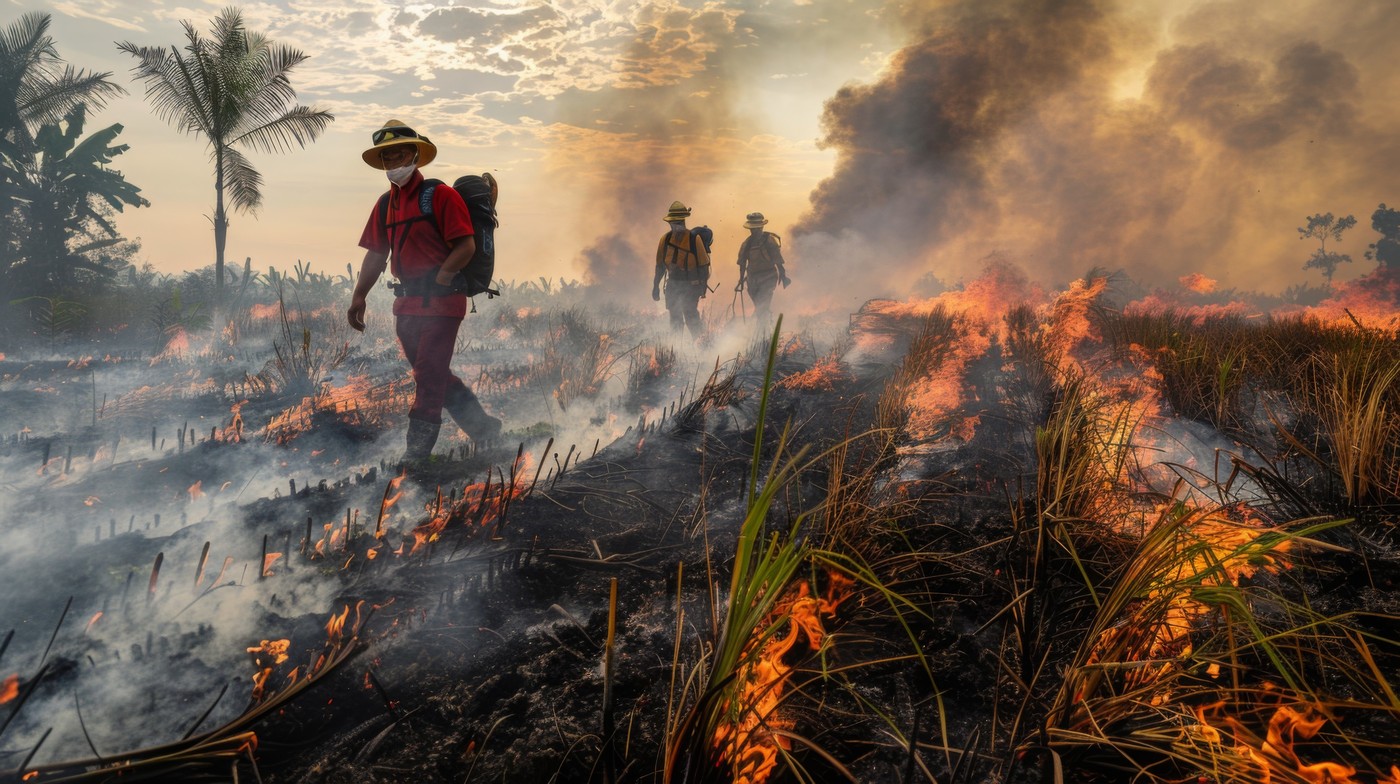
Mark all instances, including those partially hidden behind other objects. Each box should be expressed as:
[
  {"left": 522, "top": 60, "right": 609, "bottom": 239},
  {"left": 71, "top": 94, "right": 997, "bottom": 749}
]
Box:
[
  {"left": 1080, "top": 502, "right": 1293, "bottom": 693},
  {"left": 1, "top": 674, "right": 17, "bottom": 704},
  {"left": 777, "top": 356, "right": 850, "bottom": 392},
  {"left": 264, "top": 374, "right": 414, "bottom": 443},
  {"left": 1126, "top": 294, "right": 1255, "bottom": 327},
  {"left": 1307, "top": 267, "right": 1400, "bottom": 330},
  {"left": 407, "top": 451, "right": 532, "bottom": 554},
  {"left": 1188, "top": 702, "right": 1374, "bottom": 784},
  {"left": 711, "top": 571, "right": 855, "bottom": 784},
  {"left": 216, "top": 402, "right": 245, "bottom": 443},
  {"left": 247, "top": 639, "right": 291, "bottom": 703},
  {"left": 1180, "top": 273, "right": 1219, "bottom": 295}
]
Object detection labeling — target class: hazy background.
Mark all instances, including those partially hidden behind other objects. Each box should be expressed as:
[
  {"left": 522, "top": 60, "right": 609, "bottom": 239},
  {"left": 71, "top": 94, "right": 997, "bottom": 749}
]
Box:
[{"left": 14, "top": 0, "right": 1400, "bottom": 309}]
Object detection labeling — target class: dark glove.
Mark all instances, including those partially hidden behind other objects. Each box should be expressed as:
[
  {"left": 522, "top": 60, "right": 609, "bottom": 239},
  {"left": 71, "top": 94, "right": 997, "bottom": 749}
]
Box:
[
  {"left": 780, "top": 273, "right": 791, "bottom": 288},
  {"left": 651, "top": 285, "right": 660, "bottom": 302},
  {"left": 735, "top": 279, "right": 745, "bottom": 292}
]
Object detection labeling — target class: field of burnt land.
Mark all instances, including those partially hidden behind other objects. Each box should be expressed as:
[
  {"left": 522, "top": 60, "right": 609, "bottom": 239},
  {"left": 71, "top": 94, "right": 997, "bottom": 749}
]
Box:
[{"left": 2, "top": 268, "right": 1400, "bottom": 784}]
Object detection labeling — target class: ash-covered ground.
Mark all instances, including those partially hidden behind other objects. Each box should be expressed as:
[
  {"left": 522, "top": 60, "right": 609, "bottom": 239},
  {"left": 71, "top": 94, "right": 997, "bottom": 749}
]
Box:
[{"left": 2, "top": 271, "right": 1399, "bottom": 784}]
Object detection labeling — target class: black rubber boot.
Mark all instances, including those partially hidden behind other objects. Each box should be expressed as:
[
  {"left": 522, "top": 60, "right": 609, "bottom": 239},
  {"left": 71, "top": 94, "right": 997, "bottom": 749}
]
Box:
[
  {"left": 444, "top": 388, "right": 502, "bottom": 444},
  {"left": 403, "top": 418, "right": 441, "bottom": 463}
]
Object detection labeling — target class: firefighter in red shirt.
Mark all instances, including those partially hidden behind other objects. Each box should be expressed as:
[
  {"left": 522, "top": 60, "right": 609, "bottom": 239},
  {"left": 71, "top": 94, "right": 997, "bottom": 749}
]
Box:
[{"left": 347, "top": 120, "right": 502, "bottom": 462}]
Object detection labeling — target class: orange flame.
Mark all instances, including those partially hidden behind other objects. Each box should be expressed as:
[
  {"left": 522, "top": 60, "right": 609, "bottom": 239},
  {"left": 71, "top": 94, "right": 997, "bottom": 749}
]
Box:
[
  {"left": 777, "top": 356, "right": 850, "bottom": 392},
  {"left": 188, "top": 480, "right": 204, "bottom": 501},
  {"left": 85, "top": 611, "right": 103, "bottom": 634},
  {"left": 1306, "top": 266, "right": 1400, "bottom": 330},
  {"left": 246, "top": 638, "right": 291, "bottom": 703},
  {"left": 1198, "top": 703, "right": 1362, "bottom": 784},
  {"left": 0, "top": 674, "right": 17, "bottom": 704},
  {"left": 1179, "top": 272, "right": 1218, "bottom": 294},
  {"left": 714, "top": 571, "right": 855, "bottom": 784}
]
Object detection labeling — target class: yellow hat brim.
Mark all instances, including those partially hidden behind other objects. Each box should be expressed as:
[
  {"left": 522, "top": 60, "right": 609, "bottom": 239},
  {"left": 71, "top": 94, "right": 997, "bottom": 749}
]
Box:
[{"left": 362, "top": 138, "right": 437, "bottom": 170}]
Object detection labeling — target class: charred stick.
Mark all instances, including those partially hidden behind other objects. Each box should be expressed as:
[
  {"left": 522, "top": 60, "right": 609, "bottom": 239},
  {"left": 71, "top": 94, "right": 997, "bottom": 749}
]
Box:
[
  {"left": 195, "top": 542, "right": 210, "bottom": 590},
  {"left": 148, "top": 553, "right": 163, "bottom": 604},
  {"left": 365, "top": 669, "right": 399, "bottom": 718},
  {"left": 302, "top": 516, "right": 313, "bottom": 556},
  {"left": 73, "top": 692, "right": 103, "bottom": 761},
  {"left": 181, "top": 681, "right": 231, "bottom": 740},
  {"left": 601, "top": 577, "right": 618, "bottom": 782},
  {"left": 259, "top": 535, "right": 268, "bottom": 580},
  {"left": 39, "top": 596, "right": 73, "bottom": 669},
  {"left": 119, "top": 571, "right": 133, "bottom": 618},
  {"left": 16, "top": 724, "right": 52, "bottom": 776}
]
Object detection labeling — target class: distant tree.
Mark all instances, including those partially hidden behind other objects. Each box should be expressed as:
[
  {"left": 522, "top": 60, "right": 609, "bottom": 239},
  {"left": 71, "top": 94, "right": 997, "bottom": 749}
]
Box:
[
  {"left": 1298, "top": 212, "right": 1356, "bottom": 284},
  {"left": 0, "top": 12, "right": 124, "bottom": 151},
  {"left": 118, "top": 8, "right": 333, "bottom": 306},
  {"left": 0, "top": 103, "right": 148, "bottom": 297},
  {"left": 1363, "top": 203, "right": 1400, "bottom": 269}
]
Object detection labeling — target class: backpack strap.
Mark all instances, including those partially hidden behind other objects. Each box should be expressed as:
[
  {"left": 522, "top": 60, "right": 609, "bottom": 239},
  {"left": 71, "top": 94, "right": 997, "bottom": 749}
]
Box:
[{"left": 379, "top": 180, "right": 449, "bottom": 272}]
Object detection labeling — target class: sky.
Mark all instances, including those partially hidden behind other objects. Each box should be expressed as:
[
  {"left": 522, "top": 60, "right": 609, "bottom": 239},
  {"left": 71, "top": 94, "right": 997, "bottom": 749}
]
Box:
[{"left": 10, "top": 0, "right": 1400, "bottom": 308}]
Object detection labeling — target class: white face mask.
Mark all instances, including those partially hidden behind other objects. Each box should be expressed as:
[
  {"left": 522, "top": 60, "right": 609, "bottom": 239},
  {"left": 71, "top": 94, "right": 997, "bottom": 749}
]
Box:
[{"left": 386, "top": 162, "right": 416, "bottom": 186}]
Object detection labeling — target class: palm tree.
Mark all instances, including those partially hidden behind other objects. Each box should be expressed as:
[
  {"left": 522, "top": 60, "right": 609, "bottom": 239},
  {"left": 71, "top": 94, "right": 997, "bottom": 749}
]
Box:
[
  {"left": 1, "top": 103, "right": 148, "bottom": 296},
  {"left": 0, "top": 12, "right": 124, "bottom": 152},
  {"left": 118, "top": 7, "right": 333, "bottom": 303}
]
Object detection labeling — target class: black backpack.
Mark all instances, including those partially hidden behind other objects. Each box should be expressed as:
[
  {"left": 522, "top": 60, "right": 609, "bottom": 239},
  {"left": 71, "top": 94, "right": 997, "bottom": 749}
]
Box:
[
  {"left": 690, "top": 225, "right": 714, "bottom": 256},
  {"left": 377, "top": 174, "right": 499, "bottom": 297}
]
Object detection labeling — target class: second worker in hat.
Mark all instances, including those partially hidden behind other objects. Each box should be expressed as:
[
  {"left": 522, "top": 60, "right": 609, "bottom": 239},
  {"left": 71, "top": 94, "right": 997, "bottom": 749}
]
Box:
[{"left": 734, "top": 211, "right": 789, "bottom": 322}]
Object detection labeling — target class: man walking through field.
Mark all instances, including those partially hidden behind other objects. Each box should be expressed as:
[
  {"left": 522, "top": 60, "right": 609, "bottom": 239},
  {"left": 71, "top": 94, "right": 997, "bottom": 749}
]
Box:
[
  {"left": 652, "top": 200, "right": 710, "bottom": 338},
  {"left": 346, "top": 120, "right": 501, "bottom": 462}
]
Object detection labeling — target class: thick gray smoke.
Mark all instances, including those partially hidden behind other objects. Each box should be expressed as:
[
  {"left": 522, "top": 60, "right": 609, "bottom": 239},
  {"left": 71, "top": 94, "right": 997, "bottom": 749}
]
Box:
[{"left": 792, "top": 0, "right": 1400, "bottom": 297}]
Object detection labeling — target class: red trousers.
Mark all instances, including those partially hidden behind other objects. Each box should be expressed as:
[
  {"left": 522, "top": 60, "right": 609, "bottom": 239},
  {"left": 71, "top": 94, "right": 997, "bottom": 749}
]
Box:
[{"left": 395, "top": 315, "right": 468, "bottom": 424}]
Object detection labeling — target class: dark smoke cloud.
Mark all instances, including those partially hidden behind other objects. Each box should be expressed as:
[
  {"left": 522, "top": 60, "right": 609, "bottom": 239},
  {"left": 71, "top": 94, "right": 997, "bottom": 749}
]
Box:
[
  {"left": 791, "top": 0, "right": 1120, "bottom": 287},
  {"left": 1147, "top": 41, "right": 1359, "bottom": 150},
  {"left": 792, "top": 0, "right": 1400, "bottom": 298}
]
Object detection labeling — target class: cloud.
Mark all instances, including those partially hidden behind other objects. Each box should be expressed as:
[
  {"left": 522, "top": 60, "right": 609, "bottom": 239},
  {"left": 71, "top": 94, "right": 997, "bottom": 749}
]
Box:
[{"left": 50, "top": 1, "right": 148, "bottom": 32}]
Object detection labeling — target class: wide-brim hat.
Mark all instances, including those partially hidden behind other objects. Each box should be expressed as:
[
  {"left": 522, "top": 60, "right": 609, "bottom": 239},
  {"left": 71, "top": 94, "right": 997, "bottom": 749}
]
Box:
[
  {"left": 362, "top": 120, "right": 437, "bottom": 169},
  {"left": 743, "top": 211, "right": 768, "bottom": 229},
  {"left": 663, "top": 200, "right": 691, "bottom": 222}
]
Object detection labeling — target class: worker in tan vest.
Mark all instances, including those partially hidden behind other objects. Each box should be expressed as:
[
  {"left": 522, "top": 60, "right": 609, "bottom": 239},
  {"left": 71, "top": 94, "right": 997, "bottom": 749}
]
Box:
[
  {"left": 734, "top": 211, "right": 789, "bottom": 321},
  {"left": 652, "top": 200, "right": 710, "bottom": 337}
]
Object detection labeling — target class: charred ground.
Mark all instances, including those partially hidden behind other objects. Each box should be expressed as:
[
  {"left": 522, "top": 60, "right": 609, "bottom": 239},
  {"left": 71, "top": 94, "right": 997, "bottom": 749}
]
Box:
[{"left": 2, "top": 272, "right": 1400, "bottom": 784}]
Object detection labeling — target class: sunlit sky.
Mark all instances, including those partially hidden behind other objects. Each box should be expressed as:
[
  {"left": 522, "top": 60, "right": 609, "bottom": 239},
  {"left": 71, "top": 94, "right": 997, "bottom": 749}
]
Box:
[
  {"left": 10, "top": 0, "right": 1400, "bottom": 302},
  {"left": 12, "top": 0, "right": 903, "bottom": 286}
]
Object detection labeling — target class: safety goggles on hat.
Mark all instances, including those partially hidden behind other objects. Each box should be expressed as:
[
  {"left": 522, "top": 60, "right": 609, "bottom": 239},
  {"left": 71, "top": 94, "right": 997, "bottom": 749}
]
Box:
[{"left": 372, "top": 125, "right": 420, "bottom": 146}]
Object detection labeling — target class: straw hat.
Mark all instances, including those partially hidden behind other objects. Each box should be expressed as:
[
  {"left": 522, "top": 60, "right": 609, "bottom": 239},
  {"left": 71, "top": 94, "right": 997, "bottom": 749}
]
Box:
[
  {"left": 361, "top": 120, "right": 437, "bottom": 169},
  {"left": 743, "top": 212, "right": 768, "bottom": 229},
  {"left": 663, "top": 200, "right": 692, "bottom": 222}
]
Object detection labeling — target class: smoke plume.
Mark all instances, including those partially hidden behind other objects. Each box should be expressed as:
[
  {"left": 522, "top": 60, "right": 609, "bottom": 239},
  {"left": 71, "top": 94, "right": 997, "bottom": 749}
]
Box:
[{"left": 792, "top": 0, "right": 1400, "bottom": 299}]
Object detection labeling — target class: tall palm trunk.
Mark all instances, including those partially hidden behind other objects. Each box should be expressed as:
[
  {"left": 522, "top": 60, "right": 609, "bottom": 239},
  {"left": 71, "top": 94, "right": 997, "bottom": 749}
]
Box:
[{"left": 213, "top": 144, "right": 226, "bottom": 302}]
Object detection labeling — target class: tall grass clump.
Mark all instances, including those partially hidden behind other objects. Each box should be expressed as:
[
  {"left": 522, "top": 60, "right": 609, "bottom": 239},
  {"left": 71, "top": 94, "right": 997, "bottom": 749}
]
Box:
[
  {"left": 1032, "top": 499, "right": 1400, "bottom": 782},
  {"left": 1286, "top": 334, "right": 1400, "bottom": 509},
  {"left": 665, "top": 317, "right": 816, "bottom": 782}
]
